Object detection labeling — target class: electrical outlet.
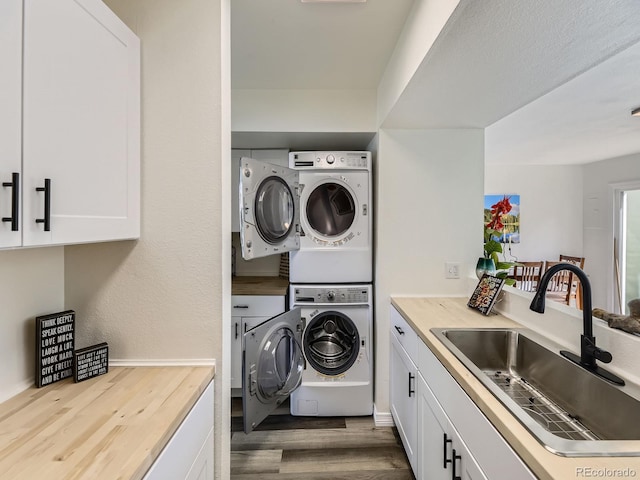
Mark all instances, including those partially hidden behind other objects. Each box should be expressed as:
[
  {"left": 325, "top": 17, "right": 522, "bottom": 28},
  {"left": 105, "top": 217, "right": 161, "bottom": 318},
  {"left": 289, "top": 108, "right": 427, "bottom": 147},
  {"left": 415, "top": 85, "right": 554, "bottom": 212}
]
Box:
[{"left": 445, "top": 262, "right": 460, "bottom": 279}]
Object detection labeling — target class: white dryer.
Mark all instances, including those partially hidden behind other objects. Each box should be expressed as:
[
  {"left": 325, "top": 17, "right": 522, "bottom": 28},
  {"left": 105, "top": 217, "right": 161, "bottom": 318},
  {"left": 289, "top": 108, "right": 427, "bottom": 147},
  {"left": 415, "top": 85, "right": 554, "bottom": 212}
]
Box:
[
  {"left": 289, "top": 151, "right": 372, "bottom": 283},
  {"left": 289, "top": 284, "right": 373, "bottom": 416},
  {"left": 237, "top": 152, "right": 372, "bottom": 283}
]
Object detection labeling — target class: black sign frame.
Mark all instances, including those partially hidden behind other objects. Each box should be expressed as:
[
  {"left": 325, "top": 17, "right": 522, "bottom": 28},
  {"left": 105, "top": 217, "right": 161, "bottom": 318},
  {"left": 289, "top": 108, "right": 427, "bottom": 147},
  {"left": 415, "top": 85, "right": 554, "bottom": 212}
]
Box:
[{"left": 35, "top": 310, "right": 75, "bottom": 388}]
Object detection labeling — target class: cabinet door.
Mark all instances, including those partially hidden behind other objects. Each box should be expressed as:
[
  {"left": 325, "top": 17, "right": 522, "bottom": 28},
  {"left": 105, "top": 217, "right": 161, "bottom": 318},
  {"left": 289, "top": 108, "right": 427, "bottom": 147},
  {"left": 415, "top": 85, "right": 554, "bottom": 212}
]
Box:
[
  {"left": 390, "top": 332, "right": 418, "bottom": 473},
  {"left": 230, "top": 316, "right": 243, "bottom": 390},
  {"left": 417, "top": 372, "right": 449, "bottom": 480},
  {"left": 418, "top": 373, "right": 488, "bottom": 480},
  {"left": 185, "top": 429, "right": 214, "bottom": 480},
  {"left": 22, "top": 0, "right": 140, "bottom": 246},
  {"left": 0, "top": 0, "right": 22, "bottom": 248}
]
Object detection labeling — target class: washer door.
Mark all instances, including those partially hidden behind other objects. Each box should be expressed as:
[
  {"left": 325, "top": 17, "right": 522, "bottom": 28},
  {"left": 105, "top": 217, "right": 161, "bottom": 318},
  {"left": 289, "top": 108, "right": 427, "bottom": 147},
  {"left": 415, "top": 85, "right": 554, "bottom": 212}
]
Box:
[
  {"left": 304, "top": 311, "right": 360, "bottom": 376},
  {"left": 242, "top": 308, "right": 304, "bottom": 433},
  {"left": 305, "top": 182, "right": 355, "bottom": 237},
  {"left": 240, "top": 157, "right": 300, "bottom": 260}
]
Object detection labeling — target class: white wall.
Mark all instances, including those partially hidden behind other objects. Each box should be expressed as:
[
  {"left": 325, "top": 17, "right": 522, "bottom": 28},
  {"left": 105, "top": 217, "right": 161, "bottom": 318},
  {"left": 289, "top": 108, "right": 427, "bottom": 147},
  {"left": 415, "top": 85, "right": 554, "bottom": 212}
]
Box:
[
  {"left": 64, "top": 0, "right": 230, "bottom": 478},
  {"left": 583, "top": 152, "right": 640, "bottom": 311},
  {"left": 0, "top": 248, "right": 64, "bottom": 402},
  {"left": 484, "top": 164, "right": 584, "bottom": 263},
  {"left": 374, "top": 128, "right": 484, "bottom": 413},
  {"left": 232, "top": 89, "right": 377, "bottom": 133},
  {"left": 376, "top": 0, "right": 460, "bottom": 126}
]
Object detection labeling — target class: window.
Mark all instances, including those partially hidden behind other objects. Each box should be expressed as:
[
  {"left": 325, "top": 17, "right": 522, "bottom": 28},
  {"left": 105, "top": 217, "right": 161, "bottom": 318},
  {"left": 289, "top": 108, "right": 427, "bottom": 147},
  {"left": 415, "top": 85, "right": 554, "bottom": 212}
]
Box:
[{"left": 616, "top": 187, "right": 640, "bottom": 314}]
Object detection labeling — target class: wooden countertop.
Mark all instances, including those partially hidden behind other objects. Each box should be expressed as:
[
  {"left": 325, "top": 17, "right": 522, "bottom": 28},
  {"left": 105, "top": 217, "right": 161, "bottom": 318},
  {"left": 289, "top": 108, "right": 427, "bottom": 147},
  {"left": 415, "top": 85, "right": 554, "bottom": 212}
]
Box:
[
  {"left": 391, "top": 297, "right": 640, "bottom": 480},
  {"left": 232, "top": 276, "right": 289, "bottom": 296},
  {"left": 0, "top": 366, "right": 214, "bottom": 480}
]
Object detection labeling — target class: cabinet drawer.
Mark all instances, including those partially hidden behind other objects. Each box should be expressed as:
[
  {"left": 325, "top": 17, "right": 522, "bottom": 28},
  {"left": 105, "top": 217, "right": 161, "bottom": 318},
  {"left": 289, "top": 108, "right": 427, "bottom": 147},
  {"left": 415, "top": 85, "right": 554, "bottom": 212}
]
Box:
[
  {"left": 390, "top": 306, "right": 418, "bottom": 360},
  {"left": 232, "top": 295, "right": 285, "bottom": 317}
]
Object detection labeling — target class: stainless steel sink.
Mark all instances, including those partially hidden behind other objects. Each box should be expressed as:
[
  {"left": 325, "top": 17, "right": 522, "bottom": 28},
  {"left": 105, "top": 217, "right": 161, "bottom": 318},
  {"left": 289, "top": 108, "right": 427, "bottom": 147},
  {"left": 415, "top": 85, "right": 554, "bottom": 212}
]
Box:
[{"left": 431, "top": 327, "right": 640, "bottom": 456}]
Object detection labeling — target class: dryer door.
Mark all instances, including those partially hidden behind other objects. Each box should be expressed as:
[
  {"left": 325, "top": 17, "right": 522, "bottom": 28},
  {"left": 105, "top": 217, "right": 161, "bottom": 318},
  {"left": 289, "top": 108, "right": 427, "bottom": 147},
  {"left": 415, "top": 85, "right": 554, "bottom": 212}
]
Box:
[
  {"left": 239, "top": 157, "right": 300, "bottom": 260},
  {"left": 242, "top": 307, "right": 304, "bottom": 433}
]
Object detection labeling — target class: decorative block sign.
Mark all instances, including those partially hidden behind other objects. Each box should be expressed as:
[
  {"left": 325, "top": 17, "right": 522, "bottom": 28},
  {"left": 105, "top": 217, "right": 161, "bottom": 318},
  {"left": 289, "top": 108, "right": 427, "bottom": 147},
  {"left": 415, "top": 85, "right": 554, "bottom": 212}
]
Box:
[
  {"left": 74, "top": 343, "right": 109, "bottom": 383},
  {"left": 35, "top": 310, "right": 75, "bottom": 387}
]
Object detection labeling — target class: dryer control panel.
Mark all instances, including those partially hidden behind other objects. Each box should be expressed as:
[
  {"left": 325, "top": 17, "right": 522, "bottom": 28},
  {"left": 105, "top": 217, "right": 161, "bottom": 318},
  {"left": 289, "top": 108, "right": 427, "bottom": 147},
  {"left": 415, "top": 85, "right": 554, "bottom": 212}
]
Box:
[
  {"left": 290, "top": 151, "right": 371, "bottom": 171},
  {"left": 292, "top": 286, "right": 369, "bottom": 304}
]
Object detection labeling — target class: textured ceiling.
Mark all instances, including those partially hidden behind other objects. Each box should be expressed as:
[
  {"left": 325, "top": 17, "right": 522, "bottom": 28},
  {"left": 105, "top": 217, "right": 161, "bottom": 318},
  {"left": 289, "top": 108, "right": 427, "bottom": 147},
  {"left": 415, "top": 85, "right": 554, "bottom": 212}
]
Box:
[
  {"left": 231, "top": 0, "right": 640, "bottom": 165},
  {"left": 231, "top": 0, "right": 414, "bottom": 89}
]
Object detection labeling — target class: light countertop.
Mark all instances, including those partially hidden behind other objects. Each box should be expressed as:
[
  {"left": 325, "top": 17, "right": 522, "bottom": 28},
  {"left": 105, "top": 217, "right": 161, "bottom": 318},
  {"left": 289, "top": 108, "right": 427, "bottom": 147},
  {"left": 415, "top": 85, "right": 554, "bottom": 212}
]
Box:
[
  {"left": 0, "top": 365, "right": 215, "bottom": 480},
  {"left": 232, "top": 275, "right": 289, "bottom": 296},
  {"left": 391, "top": 296, "right": 640, "bottom": 480}
]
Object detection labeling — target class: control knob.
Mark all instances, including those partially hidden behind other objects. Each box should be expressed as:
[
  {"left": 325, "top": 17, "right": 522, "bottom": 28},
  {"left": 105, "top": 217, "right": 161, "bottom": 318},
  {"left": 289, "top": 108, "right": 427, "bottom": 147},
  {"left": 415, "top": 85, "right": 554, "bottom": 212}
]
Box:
[
  {"left": 326, "top": 290, "right": 336, "bottom": 301},
  {"left": 326, "top": 154, "right": 335, "bottom": 164}
]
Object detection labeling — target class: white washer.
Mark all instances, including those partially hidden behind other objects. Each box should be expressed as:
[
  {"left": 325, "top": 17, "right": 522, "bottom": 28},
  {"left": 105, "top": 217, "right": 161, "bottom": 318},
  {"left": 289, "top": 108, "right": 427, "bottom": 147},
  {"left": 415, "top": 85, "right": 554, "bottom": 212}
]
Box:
[
  {"left": 289, "top": 151, "right": 372, "bottom": 283},
  {"left": 289, "top": 284, "right": 373, "bottom": 416}
]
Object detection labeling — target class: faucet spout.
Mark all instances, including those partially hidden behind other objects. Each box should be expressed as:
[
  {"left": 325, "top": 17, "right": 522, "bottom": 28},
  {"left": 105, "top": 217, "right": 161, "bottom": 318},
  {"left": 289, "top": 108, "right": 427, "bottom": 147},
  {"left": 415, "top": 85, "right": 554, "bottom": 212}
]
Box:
[{"left": 529, "top": 263, "right": 625, "bottom": 386}]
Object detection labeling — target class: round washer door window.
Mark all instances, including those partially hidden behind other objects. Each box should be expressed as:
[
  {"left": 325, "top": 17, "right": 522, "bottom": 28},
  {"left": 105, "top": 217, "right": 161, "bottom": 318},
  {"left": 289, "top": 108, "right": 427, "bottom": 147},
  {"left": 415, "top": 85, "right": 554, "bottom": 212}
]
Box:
[
  {"left": 257, "top": 326, "right": 304, "bottom": 400},
  {"left": 304, "top": 312, "right": 359, "bottom": 376},
  {"left": 306, "top": 183, "right": 355, "bottom": 237},
  {"left": 255, "top": 177, "right": 295, "bottom": 244}
]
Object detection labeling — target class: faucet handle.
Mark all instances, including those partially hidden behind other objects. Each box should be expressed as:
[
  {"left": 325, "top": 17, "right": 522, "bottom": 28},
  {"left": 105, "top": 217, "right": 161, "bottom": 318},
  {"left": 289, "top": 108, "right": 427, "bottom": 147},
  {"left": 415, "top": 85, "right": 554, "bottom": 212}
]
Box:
[{"left": 582, "top": 335, "right": 612, "bottom": 364}]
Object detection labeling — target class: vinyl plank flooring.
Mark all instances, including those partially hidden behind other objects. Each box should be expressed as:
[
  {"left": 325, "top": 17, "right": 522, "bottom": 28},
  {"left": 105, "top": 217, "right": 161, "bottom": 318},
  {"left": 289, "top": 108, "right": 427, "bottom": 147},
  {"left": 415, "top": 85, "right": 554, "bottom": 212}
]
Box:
[
  {"left": 231, "top": 399, "right": 414, "bottom": 480},
  {"left": 231, "top": 426, "right": 400, "bottom": 451},
  {"left": 230, "top": 470, "right": 415, "bottom": 480},
  {"left": 230, "top": 450, "right": 282, "bottom": 475},
  {"left": 280, "top": 446, "right": 410, "bottom": 473}
]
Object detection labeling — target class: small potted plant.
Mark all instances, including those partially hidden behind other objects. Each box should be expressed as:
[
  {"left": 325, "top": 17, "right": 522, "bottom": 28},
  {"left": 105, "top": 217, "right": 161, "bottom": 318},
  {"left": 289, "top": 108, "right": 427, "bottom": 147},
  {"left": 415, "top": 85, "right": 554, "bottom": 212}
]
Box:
[{"left": 477, "top": 196, "right": 519, "bottom": 285}]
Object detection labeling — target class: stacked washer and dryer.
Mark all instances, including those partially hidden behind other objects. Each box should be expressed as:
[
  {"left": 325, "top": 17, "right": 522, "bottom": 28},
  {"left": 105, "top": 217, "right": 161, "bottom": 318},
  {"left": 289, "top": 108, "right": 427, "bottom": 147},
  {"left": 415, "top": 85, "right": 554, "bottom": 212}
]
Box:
[{"left": 238, "top": 151, "right": 373, "bottom": 431}]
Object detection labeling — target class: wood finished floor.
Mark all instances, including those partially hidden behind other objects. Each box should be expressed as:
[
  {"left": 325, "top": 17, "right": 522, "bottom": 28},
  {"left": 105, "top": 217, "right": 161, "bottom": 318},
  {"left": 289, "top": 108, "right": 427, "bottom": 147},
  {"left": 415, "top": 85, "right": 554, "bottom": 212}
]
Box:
[{"left": 231, "top": 398, "right": 415, "bottom": 480}]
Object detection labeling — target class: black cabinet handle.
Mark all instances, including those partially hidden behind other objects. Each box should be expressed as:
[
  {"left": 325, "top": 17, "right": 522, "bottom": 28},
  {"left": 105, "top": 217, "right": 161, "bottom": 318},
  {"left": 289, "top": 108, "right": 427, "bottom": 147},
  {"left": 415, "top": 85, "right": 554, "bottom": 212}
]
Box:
[
  {"left": 443, "top": 433, "right": 452, "bottom": 468},
  {"left": 394, "top": 325, "right": 405, "bottom": 335},
  {"left": 2, "top": 172, "right": 19, "bottom": 231},
  {"left": 451, "top": 449, "right": 461, "bottom": 480},
  {"left": 35, "top": 178, "right": 51, "bottom": 231},
  {"left": 233, "top": 305, "right": 249, "bottom": 309},
  {"left": 408, "top": 372, "right": 415, "bottom": 397},
  {"left": 235, "top": 322, "right": 239, "bottom": 339}
]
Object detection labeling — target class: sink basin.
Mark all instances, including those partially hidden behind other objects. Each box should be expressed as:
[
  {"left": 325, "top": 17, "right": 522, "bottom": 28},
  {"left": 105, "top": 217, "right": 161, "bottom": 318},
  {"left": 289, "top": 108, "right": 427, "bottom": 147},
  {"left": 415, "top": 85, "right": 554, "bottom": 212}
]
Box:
[{"left": 431, "top": 327, "right": 640, "bottom": 456}]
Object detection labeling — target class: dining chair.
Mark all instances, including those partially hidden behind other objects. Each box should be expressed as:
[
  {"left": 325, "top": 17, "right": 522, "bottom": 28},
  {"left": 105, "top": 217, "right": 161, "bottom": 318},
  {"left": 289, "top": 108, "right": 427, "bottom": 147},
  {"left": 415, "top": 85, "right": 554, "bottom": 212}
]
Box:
[
  {"left": 559, "top": 255, "right": 586, "bottom": 309},
  {"left": 544, "top": 261, "right": 574, "bottom": 306},
  {"left": 512, "top": 261, "right": 544, "bottom": 292}
]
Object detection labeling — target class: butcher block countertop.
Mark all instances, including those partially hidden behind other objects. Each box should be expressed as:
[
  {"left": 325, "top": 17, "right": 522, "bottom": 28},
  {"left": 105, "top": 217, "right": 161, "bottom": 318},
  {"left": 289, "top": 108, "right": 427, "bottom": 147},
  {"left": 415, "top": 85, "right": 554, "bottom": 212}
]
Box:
[
  {"left": 0, "top": 365, "right": 214, "bottom": 480},
  {"left": 391, "top": 297, "right": 640, "bottom": 480},
  {"left": 232, "top": 275, "right": 288, "bottom": 296}
]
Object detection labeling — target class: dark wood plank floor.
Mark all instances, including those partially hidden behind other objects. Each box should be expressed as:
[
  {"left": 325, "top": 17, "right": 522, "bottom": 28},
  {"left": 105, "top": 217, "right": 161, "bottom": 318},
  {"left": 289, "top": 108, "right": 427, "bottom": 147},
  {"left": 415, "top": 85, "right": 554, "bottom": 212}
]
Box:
[{"left": 231, "top": 398, "right": 415, "bottom": 480}]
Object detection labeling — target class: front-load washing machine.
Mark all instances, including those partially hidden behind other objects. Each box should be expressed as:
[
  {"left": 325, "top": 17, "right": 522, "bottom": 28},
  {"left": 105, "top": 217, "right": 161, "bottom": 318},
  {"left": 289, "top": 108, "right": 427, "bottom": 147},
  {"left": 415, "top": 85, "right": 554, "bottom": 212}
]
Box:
[
  {"left": 289, "top": 151, "right": 372, "bottom": 283},
  {"left": 289, "top": 284, "right": 373, "bottom": 416}
]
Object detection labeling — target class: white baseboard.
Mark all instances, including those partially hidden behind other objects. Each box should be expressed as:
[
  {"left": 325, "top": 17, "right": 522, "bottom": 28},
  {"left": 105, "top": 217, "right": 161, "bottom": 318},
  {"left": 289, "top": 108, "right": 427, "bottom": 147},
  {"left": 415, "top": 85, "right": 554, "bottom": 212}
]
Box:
[{"left": 373, "top": 405, "right": 394, "bottom": 427}]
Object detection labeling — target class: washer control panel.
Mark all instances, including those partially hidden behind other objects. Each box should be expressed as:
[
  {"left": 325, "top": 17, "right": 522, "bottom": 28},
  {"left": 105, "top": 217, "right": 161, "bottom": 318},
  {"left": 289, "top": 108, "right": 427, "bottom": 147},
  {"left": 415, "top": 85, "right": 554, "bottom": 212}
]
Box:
[{"left": 293, "top": 286, "right": 369, "bottom": 304}]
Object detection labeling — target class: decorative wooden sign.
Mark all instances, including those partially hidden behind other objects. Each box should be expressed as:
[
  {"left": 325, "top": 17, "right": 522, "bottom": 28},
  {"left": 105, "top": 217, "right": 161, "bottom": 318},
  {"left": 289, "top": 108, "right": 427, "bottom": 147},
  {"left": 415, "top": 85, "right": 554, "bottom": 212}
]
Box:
[
  {"left": 74, "top": 343, "right": 109, "bottom": 383},
  {"left": 35, "top": 310, "right": 75, "bottom": 388}
]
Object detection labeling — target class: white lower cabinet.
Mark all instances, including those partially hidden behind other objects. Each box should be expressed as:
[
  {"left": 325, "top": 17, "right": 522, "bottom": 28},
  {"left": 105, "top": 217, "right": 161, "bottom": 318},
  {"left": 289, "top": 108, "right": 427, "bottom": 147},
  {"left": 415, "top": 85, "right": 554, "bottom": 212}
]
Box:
[
  {"left": 417, "top": 372, "right": 486, "bottom": 480},
  {"left": 143, "top": 380, "right": 214, "bottom": 480},
  {"left": 390, "top": 326, "right": 418, "bottom": 472},
  {"left": 390, "top": 306, "right": 535, "bottom": 480},
  {"left": 231, "top": 295, "right": 286, "bottom": 390}
]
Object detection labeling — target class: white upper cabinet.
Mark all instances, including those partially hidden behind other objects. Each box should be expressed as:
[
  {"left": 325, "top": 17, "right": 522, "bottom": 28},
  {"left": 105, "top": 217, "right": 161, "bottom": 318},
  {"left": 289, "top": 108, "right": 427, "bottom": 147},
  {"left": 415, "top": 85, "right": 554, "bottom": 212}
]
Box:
[
  {"left": 2, "top": 0, "right": 140, "bottom": 248},
  {"left": 0, "top": 0, "right": 23, "bottom": 248}
]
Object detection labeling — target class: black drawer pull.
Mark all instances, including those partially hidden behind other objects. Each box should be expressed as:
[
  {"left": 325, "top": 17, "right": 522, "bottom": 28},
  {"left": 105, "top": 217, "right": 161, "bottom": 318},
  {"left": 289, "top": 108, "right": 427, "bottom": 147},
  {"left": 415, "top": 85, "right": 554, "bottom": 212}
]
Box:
[
  {"left": 408, "top": 372, "right": 415, "bottom": 397},
  {"left": 2, "top": 172, "right": 19, "bottom": 231},
  {"left": 233, "top": 305, "right": 249, "bottom": 309},
  {"left": 394, "top": 325, "right": 405, "bottom": 335},
  {"left": 443, "top": 433, "right": 452, "bottom": 468},
  {"left": 35, "top": 178, "right": 51, "bottom": 231},
  {"left": 235, "top": 322, "right": 239, "bottom": 339},
  {"left": 452, "top": 449, "right": 461, "bottom": 480}
]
